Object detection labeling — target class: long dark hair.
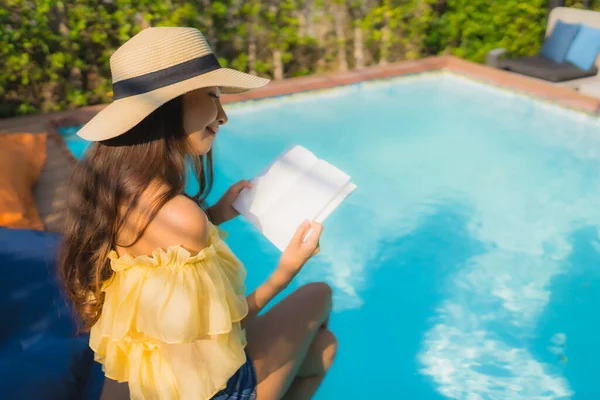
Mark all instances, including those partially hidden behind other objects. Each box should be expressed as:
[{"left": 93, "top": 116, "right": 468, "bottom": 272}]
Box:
[{"left": 59, "top": 96, "right": 214, "bottom": 331}]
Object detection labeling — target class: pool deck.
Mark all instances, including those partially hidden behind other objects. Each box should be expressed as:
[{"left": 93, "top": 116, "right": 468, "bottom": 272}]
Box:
[
  {"left": 222, "top": 56, "right": 600, "bottom": 114},
  {"left": 1, "top": 55, "right": 599, "bottom": 137}
]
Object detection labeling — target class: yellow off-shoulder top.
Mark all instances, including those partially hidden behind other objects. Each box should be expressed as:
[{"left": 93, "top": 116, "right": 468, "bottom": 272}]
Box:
[{"left": 89, "top": 223, "right": 249, "bottom": 400}]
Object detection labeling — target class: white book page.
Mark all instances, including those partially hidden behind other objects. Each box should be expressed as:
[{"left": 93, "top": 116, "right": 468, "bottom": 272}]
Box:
[
  {"left": 259, "top": 159, "right": 350, "bottom": 251},
  {"left": 233, "top": 145, "right": 317, "bottom": 222},
  {"left": 314, "top": 182, "right": 357, "bottom": 223}
]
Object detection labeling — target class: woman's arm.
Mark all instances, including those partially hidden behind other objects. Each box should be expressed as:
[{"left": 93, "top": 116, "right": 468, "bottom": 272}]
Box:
[
  {"left": 207, "top": 180, "right": 253, "bottom": 225},
  {"left": 244, "top": 269, "right": 290, "bottom": 325},
  {"left": 243, "top": 221, "right": 323, "bottom": 327}
]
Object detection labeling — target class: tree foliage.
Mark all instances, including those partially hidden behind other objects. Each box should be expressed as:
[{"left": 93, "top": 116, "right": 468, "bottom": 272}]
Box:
[
  {"left": 434, "top": 0, "right": 548, "bottom": 62},
  {"left": 0, "top": 0, "right": 597, "bottom": 117}
]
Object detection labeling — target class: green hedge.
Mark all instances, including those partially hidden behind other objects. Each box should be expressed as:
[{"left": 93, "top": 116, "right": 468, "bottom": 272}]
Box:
[
  {"left": 433, "top": 0, "right": 548, "bottom": 62},
  {"left": 1, "top": 1, "right": 598, "bottom": 118}
]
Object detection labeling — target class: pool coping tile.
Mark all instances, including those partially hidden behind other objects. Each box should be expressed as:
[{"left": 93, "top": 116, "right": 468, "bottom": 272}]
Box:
[
  {"left": 220, "top": 56, "right": 450, "bottom": 104},
  {"left": 443, "top": 57, "right": 600, "bottom": 115}
]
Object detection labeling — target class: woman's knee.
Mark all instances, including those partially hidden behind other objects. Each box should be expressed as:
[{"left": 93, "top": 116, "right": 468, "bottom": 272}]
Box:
[
  {"left": 300, "top": 328, "right": 338, "bottom": 377},
  {"left": 315, "top": 328, "right": 338, "bottom": 372},
  {"left": 296, "top": 282, "right": 332, "bottom": 312}
]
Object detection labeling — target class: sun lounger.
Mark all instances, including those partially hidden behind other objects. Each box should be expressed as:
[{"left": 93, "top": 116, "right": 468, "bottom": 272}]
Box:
[
  {"left": 497, "top": 55, "right": 597, "bottom": 82},
  {"left": 487, "top": 7, "right": 600, "bottom": 86}
]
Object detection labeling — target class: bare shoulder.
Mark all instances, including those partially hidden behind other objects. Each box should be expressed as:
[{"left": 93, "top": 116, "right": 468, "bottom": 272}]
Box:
[{"left": 144, "top": 194, "right": 209, "bottom": 252}]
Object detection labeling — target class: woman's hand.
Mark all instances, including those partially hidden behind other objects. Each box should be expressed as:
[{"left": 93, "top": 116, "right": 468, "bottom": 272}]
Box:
[
  {"left": 243, "top": 220, "right": 323, "bottom": 326},
  {"left": 274, "top": 220, "right": 323, "bottom": 286},
  {"left": 207, "top": 180, "right": 252, "bottom": 225}
]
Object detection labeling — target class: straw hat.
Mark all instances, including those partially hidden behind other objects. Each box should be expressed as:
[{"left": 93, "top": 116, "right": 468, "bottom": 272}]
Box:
[{"left": 77, "top": 27, "right": 270, "bottom": 141}]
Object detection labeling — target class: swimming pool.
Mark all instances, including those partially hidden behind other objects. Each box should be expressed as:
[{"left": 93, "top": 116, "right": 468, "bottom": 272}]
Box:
[{"left": 60, "top": 73, "right": 600, "bottom": 399}]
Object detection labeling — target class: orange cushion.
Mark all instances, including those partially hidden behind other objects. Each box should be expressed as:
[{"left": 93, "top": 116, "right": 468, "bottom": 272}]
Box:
[{"left": 0, "top": 133, "right": 47, "bottom": 230}]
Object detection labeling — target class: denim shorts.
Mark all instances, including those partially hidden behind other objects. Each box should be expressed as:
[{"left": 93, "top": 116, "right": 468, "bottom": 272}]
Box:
[{"left": 211, "top": 353, "right": 257, "bottom": 400}]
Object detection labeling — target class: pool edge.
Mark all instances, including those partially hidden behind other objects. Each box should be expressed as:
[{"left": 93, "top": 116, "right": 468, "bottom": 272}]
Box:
[
  {"left": 2, "top": 56, "right": 598, "bottom": 138},
  {"left": 222, "top": 56, "right": 600, "bottom": 117},
  {"left": 444, "top": 57, "right": 600, "bottom": 117}
]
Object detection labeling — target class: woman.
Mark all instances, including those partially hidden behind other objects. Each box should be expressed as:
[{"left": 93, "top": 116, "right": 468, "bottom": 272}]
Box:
[{"left": 59, "top": 27, "right": 337, "bottom": 400}]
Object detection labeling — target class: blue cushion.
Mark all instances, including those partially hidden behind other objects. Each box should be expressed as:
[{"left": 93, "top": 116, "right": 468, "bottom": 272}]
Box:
[
  {"left": 540, "top": 20, "right": 581, "bottom": 63},
  {"left": 566, "top": 24, "right": 600, "bottom": 71},
  {"left": 0, "top": 228, "right": 104, "bottom": 400}
]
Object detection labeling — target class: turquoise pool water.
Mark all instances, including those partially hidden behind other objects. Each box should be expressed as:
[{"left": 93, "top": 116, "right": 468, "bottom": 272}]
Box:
[{"left": 60, "top": 73, "right": 600, "bottom": 399}]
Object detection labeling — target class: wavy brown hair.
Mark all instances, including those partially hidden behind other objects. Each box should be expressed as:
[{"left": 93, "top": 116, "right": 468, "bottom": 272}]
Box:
[{"left": 59, "top": 96, "right": 214, "bottom": 332}]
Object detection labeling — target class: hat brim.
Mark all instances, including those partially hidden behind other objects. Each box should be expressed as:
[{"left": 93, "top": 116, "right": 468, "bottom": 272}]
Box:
[{"left": 77, "top": 68, "right": 269, "bottom": 142}]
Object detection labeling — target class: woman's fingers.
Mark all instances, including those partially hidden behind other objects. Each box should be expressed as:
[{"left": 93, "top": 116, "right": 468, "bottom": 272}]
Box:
[
  {"left": 239, "top": 179, "right": 253, "bottom": 189},
  {"left": 305, "top": 222, "right": 323, "bottom": 248},
  {"left": 291, "top": 220, "right": 311, "bottom": 245},
  {"left": 230, "top": 179, "right": 253, "bottom": 194}
]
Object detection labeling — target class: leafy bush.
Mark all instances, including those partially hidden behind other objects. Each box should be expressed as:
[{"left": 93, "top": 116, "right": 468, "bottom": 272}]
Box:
[{"left": 0, "top": 1, "right": 594, "bottom": 117}]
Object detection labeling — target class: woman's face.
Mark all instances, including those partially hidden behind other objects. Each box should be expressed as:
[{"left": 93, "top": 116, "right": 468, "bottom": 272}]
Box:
[{"left": 183, "top": 86, "right": 228, "bottom": 155}]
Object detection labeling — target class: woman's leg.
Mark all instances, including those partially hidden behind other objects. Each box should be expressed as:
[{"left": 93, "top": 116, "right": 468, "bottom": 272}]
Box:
[
  {"left": 281, "top": 327, "right": 338, "bottom": 400},
  {"left": 245, "top": 282, "right": 338, "bottom": 400},
  {"left": 100, "top": 378, "right": 129, "bottom": 400}
]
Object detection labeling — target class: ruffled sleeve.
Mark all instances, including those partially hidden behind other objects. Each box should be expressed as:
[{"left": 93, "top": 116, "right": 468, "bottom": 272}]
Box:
[{"left": 90, "top": 224, "right": 249, "bottom": 399}]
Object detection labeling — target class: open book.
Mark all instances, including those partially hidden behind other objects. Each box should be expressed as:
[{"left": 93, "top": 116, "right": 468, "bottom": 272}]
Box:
[{"left": 233, "top": 145, "right": 357, "bottom": 251}]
